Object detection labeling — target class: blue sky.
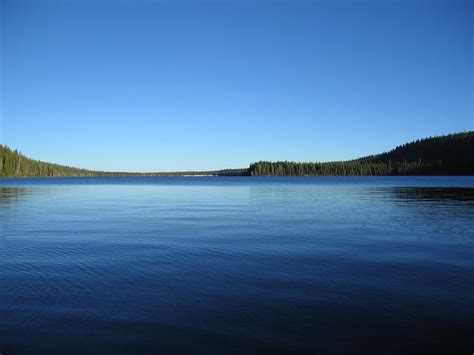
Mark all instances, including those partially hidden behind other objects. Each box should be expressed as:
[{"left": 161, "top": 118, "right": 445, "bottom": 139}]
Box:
[{"left": 1, "top": 0, "right": 472, "bottom": 172}]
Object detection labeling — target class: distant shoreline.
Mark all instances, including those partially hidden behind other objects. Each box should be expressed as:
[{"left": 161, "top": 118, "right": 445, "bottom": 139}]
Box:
[{"left": 1, "top": 131, "right": 473, "bottom": 178}]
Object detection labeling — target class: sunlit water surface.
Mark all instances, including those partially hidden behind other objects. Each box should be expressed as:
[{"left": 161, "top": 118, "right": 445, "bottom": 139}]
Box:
[{"left": 1, "top": 177, "right": 473, "bottom": 354}]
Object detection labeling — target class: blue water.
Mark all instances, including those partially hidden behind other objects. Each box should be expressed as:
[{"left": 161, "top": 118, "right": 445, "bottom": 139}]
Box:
[{"left": 1, "top": 177, "right": 473, "bottom": 354}]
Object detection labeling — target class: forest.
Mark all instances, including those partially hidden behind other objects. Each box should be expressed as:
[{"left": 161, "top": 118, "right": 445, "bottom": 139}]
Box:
[
  {"left": 249, "top": 132, "right": 474, "bottom": 176},
  {"left": 0, "top": 146, "right": 247, "bottom": 178},
  {"left": 1, "top": 132, "right": 473, "bottom": 178}
]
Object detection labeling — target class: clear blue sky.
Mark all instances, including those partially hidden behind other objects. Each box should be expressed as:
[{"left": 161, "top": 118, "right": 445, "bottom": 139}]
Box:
[{"left": 1, "top": 0, "right": 472, "bottom": 172}]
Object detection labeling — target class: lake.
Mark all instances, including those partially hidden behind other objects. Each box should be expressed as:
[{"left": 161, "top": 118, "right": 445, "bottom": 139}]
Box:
[{"left": 0, "top": 176, "right": 473, "bottom": 354}]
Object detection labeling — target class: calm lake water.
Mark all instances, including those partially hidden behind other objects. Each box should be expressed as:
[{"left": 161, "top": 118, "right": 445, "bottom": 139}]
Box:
[{"left": 0, "top": 176, "right": 473, "bottom": 354}]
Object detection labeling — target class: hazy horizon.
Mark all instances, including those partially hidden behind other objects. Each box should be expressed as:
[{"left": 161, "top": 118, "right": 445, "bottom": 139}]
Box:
[{"left": 1, "top": 0, "right": 472, "bottom": 171}]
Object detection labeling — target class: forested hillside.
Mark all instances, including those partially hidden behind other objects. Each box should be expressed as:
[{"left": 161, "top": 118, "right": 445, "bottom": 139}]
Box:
[
  {"left": 0, "top": 145, "right": 246, "bottom": 177},
  {"left": 0, "top": 146, "right": 96, "bottom": 177},
  {"left": 1, "top": 132, "right": 473, "bottom": 177},
  {"left": 248, "top": 132, "right": 474, "bottom": 176}
]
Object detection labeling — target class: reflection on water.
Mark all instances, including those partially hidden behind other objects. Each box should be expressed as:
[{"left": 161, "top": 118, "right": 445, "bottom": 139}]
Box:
[
  {"left": 391, "top": 187, "right": 474, "bottom": 203},
  {"left": 0, "top": 177, "right": 473, "bottom": 354},
  {"left": 0, "top": 187, "right": 30, "bottom": 206}
]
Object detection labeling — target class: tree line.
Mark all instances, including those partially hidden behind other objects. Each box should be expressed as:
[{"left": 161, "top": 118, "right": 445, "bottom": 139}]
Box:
[
  {"left": 0, "top": 146, "right": 95, "bottom": 178},
  {"left": 1, "top": 131, "right": 473, "bottom": 178},
  {"left": 0, "top": 145, "right": 247, "bottom": 178},
  {"left": 249, "top": 132, "right": 474, "bottom": 176}
]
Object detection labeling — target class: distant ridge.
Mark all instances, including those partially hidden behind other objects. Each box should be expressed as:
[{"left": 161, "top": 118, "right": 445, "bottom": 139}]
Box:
[{"left": 1, "top": 132, "right": 473, "bottom": 178}]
